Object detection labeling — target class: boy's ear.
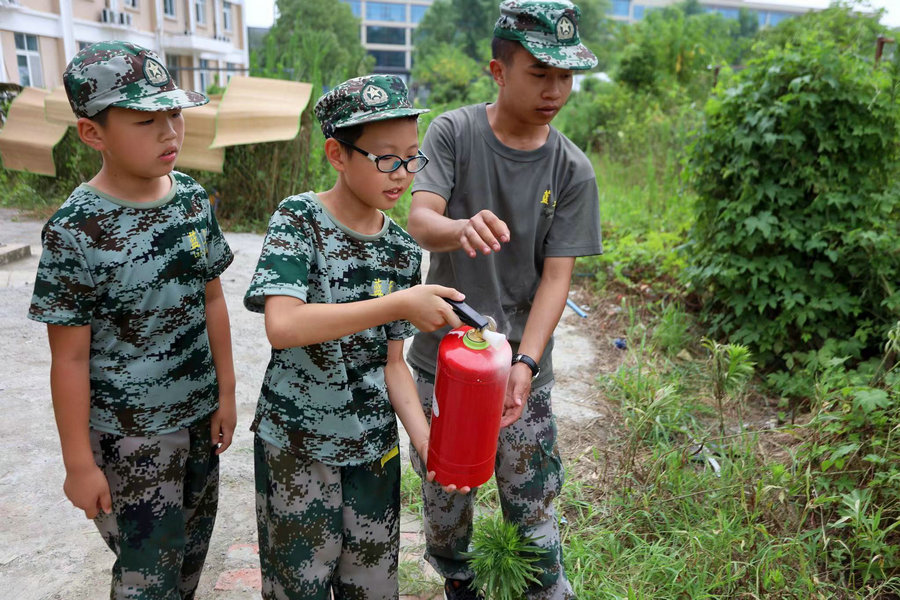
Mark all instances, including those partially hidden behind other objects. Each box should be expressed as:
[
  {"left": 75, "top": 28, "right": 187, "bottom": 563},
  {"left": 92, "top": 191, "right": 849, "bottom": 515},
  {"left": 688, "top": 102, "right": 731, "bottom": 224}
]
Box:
[
  {"left": 489, "top": 59, "right": 505, "bottom": 86},
  {"left": 324, "top": 137, "right": 347, "bottom": 172},
  {"left": 76, "top": 117, "right": 105, "bottom": 152}
]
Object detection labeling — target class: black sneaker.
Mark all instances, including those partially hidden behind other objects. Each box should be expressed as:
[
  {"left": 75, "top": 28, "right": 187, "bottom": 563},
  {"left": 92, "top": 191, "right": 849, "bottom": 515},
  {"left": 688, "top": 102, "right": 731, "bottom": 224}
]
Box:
[{"left": 444, "top": 578, "right": 484, "bottom": 600}]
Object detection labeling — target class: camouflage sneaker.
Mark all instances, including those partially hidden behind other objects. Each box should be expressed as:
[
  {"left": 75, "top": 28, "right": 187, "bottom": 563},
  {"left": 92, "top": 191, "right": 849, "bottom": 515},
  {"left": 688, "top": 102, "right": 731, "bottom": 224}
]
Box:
[
  {"left": 314, "top": 74, "right": 428, "bottom": 138},
  {"left": 63, "top": 40, "right": 208, "bottom": 119},
  {"left": 444, "top": 578, "right": 485, "bottom": 600},
  {"left": 494, "top": 0, "right": 598, "bottom": 70}
]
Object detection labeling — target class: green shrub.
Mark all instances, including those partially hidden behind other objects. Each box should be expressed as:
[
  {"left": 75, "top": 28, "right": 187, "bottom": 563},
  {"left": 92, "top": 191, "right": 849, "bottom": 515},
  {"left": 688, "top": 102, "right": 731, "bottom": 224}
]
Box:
[
  {"left": 685, "top": 34, "right": 900, "bottom": 369},
  {"left": 793, "top": 323, "right": 900, "bottom": 588}
]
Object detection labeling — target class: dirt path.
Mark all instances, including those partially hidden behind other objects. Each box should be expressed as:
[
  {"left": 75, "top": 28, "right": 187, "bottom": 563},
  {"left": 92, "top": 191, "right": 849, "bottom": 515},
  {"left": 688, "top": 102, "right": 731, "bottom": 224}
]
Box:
[{"left": 0, "top": 208, "right": 618, "bottom": 599}]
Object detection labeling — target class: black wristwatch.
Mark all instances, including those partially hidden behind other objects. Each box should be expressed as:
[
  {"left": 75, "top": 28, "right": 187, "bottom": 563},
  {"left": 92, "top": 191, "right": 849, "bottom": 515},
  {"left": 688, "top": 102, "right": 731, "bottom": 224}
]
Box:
[{"left": 511, "top": 353, "right": 540, "bottom": 380}]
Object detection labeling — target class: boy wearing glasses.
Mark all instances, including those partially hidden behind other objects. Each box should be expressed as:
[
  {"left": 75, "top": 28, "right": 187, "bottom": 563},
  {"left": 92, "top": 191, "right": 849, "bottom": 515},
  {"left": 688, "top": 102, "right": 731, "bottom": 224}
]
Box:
[{"left": 244, "top": 74, "right": 466, "bottom": 599}]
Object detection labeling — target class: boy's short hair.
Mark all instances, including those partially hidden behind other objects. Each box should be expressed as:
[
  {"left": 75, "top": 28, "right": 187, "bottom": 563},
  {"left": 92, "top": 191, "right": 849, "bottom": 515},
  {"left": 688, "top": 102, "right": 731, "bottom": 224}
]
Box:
[
  {"left": 64, "top": 40, "right": 208, "bottom": 119},
  {"left": 314, "top": 74, "right": 428, "bottom": 139},
  {"left": 493, "top": 0, "right": 598, "bottom": 70},
  {"left": 334, "top": 115, "right": 419, "bottom": 147}
]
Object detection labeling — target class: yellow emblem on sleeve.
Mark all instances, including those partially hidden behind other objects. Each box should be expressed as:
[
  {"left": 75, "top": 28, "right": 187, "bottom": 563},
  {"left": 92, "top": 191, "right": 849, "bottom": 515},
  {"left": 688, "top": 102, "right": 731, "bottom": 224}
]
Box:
[{"left": 380, "top": 445, "right": 399, "bottom": 467}]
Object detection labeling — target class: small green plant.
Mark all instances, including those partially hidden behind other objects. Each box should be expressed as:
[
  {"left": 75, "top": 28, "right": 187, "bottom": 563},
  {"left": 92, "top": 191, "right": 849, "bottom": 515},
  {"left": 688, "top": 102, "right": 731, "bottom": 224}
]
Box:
[
  {"left": 467, "top": 513, "right": 547, "bottom": 600},
  {"left": 701, "top": 338, "right": 754, "bottom": 437}
]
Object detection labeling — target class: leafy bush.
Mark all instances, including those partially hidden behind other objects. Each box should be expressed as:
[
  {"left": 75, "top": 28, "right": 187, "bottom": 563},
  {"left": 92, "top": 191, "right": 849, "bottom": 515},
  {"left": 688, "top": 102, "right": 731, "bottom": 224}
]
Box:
[
  {"left": 793, "top": 323, "right": 900, "bottom": 589},
  {"left": 685, "top": 33, "right": 900, "bottom": 369}
]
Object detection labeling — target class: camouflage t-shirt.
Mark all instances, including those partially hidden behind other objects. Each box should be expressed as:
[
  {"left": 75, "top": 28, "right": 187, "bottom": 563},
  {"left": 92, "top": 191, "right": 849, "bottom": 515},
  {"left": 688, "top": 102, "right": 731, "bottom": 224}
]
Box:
[
  {"left": 28, "top": 171, "right": 234, "bottom": 436},
  {"left": 244, "top": 192, "right": 421, "bottom": 467}
]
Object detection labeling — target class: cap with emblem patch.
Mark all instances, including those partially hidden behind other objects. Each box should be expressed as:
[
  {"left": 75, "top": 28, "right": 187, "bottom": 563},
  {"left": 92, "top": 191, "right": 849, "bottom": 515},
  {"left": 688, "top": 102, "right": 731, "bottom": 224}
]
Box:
[
  {"left": 63, "top": 40, "right": 208, "bottom": 119},
  {"left": 314, "top": 74, "right": 428, "bottom": 138},
  {"left": 494, "top": 0, "right": 598, "bottom": 70}
]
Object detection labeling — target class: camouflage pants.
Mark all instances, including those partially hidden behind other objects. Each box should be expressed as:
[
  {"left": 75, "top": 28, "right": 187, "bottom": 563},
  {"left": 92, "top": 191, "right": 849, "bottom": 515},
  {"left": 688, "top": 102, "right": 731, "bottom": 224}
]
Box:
[
  {"left": 409, "top": 370, "right": 575, "bottom": 600},
  {"left": 90, "top": 416, "right": 219, "bottom": 600},
  {"left": 254, "top": 435, "right": 401, "bottom": 600}
]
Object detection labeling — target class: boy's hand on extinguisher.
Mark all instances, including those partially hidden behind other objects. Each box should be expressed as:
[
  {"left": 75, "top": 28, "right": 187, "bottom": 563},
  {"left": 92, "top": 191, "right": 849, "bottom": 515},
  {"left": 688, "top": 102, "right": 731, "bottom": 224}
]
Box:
[
  {"left": 420, "top": 439, "right": 471, "bottom": 495},
  {"left": 500, "top": 364, "right": 532, "bottom": 428},
  {"left": 398, "top": 285, "right": 465, "bottom": 332}
]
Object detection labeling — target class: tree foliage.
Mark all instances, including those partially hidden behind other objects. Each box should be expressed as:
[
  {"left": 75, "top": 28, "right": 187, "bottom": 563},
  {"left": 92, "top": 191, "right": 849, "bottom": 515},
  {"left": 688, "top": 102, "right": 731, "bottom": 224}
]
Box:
[
  {"left": 614, "top": 3, "right": 755, "bottom": 96},
  {"left": 255, "top": 0, "right": 371, "bottom": 87},
  {"left": 685, "top": 10, "right": 900, "bottom": 371},
  {"left": 208, "top": 0, "right": 372, "bottom": 225}
]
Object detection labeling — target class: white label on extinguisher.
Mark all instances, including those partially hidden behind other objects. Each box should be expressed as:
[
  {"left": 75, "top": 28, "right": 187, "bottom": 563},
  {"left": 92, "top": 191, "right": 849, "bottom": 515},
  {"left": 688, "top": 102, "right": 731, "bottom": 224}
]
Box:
[{"left": 432, "top": 394, "right": 440, "bottom": 418}]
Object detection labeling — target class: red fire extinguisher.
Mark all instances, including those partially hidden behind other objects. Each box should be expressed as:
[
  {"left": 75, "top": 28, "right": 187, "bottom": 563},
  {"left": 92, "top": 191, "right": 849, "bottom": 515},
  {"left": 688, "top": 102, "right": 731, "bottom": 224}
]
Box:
[{"left": 428, "top": 301, "right": 512, "bottom": 489}]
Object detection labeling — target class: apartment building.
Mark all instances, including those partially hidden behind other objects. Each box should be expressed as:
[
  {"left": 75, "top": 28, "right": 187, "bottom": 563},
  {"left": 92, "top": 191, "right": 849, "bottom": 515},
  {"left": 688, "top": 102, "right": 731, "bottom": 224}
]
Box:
[
  {"left": 607, "top": 0, "right": 818, "bottom": 26},
  {"left": 341, "top": 0, "right": 433, "bottom": 79},
  {"left": 1, "top": 0, "right": 248, "bottom": 93}
]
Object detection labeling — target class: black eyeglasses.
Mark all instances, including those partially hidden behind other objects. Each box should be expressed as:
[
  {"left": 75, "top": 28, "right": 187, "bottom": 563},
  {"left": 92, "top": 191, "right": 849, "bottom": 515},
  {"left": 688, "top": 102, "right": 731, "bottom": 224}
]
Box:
[{"left": 336, "top": 139, "right": 429, "bottom": 173}]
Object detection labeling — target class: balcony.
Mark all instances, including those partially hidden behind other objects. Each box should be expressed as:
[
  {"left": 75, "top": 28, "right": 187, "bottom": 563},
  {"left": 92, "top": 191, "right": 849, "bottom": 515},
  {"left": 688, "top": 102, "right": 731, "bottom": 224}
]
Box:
[{"left": 164, "top": 31, "right": 238, "bottom": 54}]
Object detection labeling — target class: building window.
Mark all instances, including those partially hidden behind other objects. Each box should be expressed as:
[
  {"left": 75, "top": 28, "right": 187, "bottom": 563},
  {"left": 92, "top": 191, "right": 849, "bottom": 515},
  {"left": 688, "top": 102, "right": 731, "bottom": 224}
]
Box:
[
  {"left": 123, "top": 0, "right": 138, "bottom": 8},
  {"left": 768, "top": 11, "right": 791, "bottom": 26},
  {"left": 78, "top": 41, "right": 93, "bottom": 52},
  {"left": 15, "top": 33, "right": 43, "bottom": 88},
  {"left": 166, "top": 54, "right": 179, "bottom": 86},
  {"left": 164, "top": 0, "right": 176, "bottom": 17},
  {"left": 345, "top": 0, "right": 361, "bottom": 17},
  {"left": 367, "top": 26, "right": 406, "bottom": 45},
  {"left": 366, "top": 2, "right": 406, "bottom": 22},
  {"left": 199, "top": 58, "right": 210, "bottom": 91},
  {"left": 368, "top": 50, "right": 406, "bottom": 69},
  {"left": 609, "top": 0, "right": 629, "bottom": 16},
  {"left": 195, "top": 0, "right": 206, "bottom": 24},
  {"left": 410, "top": 5, "right": 428, "bottom": 23},
  {"left": 223, "top": 2, "right": 233, "bottom": 30},
  {"left": 633, "top": 4, "right": 646, "bottom": 19},
  {"left": 705, "top": 6, "right": 739, "bottom": 20},
  {"left": 226, "top": 62, "right": 238, "bottom": 82}
]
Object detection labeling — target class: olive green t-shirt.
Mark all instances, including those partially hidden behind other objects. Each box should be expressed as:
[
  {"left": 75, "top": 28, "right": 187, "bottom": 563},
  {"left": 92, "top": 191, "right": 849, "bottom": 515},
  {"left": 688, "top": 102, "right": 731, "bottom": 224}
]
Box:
[{"left": 408, "top": 103, "right": 603, "bottom": 386}]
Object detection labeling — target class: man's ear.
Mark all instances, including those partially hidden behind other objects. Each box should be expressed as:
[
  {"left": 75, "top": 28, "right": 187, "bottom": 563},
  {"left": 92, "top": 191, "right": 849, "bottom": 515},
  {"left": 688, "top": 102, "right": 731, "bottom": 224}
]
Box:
[
  {"left": 76, "top": 117, "right": 105, "bottom": 152},
  {"left": 324, "top": 137, "right": 347, "bottom": 172},
  {"left": 489, "top": 58, "right": 506, "bottom": 87}
]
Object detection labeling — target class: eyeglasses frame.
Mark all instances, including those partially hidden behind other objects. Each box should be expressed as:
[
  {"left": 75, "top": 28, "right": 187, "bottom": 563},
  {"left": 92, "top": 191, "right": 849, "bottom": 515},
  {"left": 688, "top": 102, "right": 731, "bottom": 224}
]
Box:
[{"left": 335, "top": 138, "right": 429, "bottom": 174}]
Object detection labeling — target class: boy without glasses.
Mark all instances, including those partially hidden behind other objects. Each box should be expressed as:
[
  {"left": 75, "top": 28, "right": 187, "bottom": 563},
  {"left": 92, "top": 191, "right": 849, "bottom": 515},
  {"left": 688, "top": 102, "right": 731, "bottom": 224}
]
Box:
[
  {"left": 28, "top": 41, "right": 235, "bottom": 599},
  {"left": 244, "top": 74, "right": 467, "bottom": 600},
  {"left": 406, "top": 1, "right": 604, "bottom": 598}
]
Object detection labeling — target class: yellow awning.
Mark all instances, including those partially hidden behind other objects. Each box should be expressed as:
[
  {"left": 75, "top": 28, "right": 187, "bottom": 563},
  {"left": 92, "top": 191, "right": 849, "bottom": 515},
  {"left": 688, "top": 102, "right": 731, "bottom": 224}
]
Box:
[
  {"left": 179, "top": 96, "right": 225, "bottom": 173},
  {"left": 0, "top": 87, "right": 69, "bottom": 176},
  {"left": 44, "top": 86, "right": 77, "bottom": 126},
  {"left": 210, "top": 76, "right": 313, "bottom": 148},
  {"left": 0, "top": 76, "right": 314, "bottom": 176}
]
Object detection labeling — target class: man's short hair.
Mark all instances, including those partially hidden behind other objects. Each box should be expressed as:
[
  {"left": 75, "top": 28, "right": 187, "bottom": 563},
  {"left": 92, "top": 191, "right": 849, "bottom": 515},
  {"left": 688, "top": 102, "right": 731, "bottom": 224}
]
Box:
[{"left": 491, "top": 37, "right": 521, "bottom": 65}]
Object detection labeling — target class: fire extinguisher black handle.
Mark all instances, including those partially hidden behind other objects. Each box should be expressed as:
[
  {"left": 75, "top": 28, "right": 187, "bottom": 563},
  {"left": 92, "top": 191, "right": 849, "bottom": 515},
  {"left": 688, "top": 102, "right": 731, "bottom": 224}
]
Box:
[{"left": 444, "top": 298, "right": 490, "bottom": 330}]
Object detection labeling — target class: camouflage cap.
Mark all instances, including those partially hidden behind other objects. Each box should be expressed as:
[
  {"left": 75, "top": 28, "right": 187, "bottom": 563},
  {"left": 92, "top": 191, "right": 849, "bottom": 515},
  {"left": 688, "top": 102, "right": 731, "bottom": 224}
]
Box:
[
  {"left": 314, "top": 74, "right": 428, "bottom": 138},
  {"left": 63, "top": 40, "right": 208, "bottom": 119},
  {"left": 494, "top": 0, "right": 598, "bottom": 70}
]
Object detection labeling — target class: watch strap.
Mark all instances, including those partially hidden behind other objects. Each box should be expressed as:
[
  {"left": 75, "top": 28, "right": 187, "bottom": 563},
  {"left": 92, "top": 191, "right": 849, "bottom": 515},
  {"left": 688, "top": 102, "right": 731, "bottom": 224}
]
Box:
[{"left": 511, "top": 353, "right": 539, "bottom": 378}]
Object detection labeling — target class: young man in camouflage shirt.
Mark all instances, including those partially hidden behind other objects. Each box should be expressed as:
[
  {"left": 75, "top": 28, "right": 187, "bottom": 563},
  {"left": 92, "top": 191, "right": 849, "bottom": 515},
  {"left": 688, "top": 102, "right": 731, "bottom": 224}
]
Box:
[
  {"left": 406, "top": 1, "right": 603, "bottom": 598},
  {"left": 28, "top": 41, "right": 235, "bottom": 600},
  {"left": 244, "top": 74, "right": 467, "bottom": 599}
]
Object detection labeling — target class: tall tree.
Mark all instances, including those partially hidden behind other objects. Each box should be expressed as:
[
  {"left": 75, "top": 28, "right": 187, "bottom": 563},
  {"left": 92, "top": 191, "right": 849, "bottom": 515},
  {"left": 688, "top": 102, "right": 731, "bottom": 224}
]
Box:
[{"left": 254, "top": 0, "right": 372, "bottom": 87}]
